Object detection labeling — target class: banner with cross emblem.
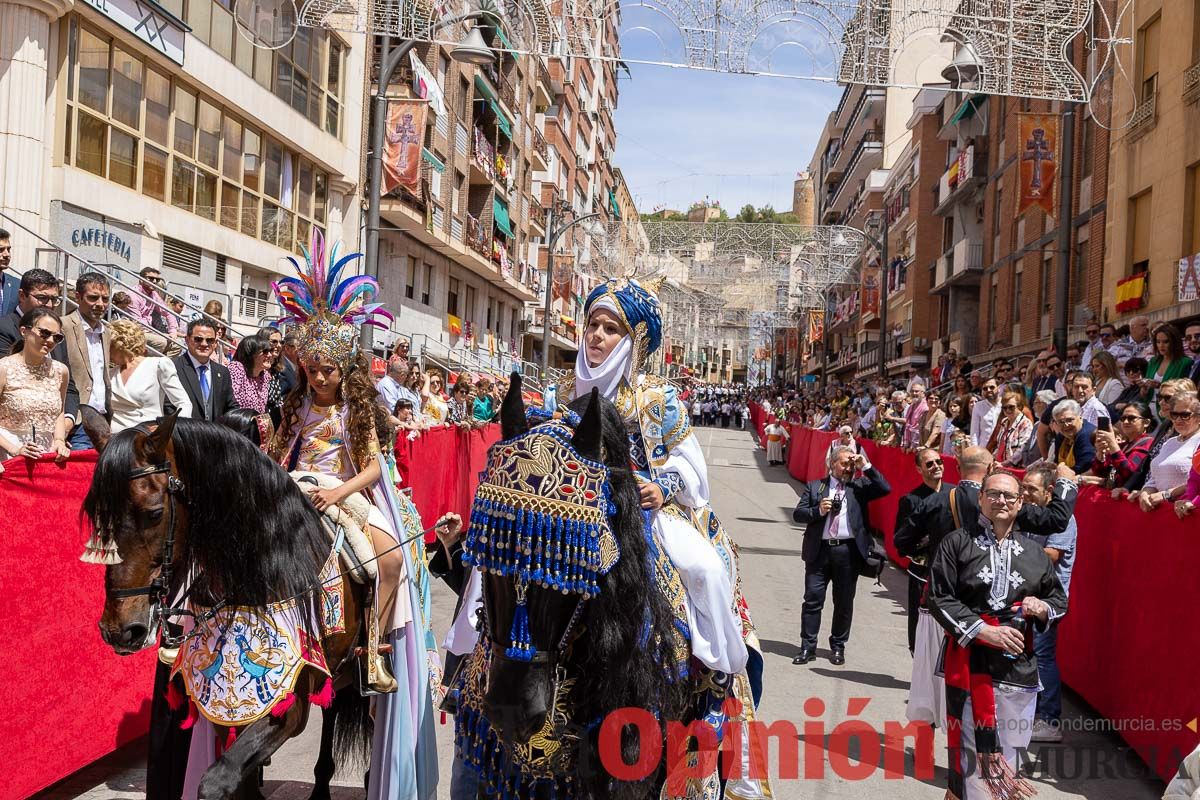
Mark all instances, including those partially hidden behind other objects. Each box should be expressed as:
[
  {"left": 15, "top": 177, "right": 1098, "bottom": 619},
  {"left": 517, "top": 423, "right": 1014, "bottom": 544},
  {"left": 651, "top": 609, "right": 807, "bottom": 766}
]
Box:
[
  {"left": 1018, "top": 113, "right": 1059, "bottom": 218},
  {"left": 382, "top": 99, "right": 428, "bottom": 196}
]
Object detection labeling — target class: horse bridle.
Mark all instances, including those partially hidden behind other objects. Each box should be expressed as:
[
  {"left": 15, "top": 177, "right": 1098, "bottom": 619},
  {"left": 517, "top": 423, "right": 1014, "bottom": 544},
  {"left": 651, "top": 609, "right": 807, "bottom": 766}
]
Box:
[{"left": 485, "top": 590, "right": 588, "bottom": 667}]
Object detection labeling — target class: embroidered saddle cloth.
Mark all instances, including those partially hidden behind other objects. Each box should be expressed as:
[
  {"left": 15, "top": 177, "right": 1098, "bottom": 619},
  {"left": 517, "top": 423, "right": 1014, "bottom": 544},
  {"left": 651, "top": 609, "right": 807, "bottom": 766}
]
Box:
[{"left": 171, "top": 554, "right": 344, "bottom": 726}]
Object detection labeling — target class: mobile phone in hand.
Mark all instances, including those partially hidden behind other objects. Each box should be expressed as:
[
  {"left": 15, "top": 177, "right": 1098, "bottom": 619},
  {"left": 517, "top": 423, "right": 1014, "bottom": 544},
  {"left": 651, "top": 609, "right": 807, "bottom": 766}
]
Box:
[{"left": 1098, "top": 416, "right": 1111, "bottom": 432}]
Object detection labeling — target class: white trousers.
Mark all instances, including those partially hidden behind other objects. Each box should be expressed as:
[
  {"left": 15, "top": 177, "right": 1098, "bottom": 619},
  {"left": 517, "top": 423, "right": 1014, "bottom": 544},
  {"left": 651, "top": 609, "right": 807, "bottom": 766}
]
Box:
[
  {"left": 655, "top": 510, "right": 748, "bottom": 674},
  {"left": 908, "top": 608, "right": 947, "bottom": 729},
  {"left": 956, "top": 688, "right": 1036, "bottom": 798}
]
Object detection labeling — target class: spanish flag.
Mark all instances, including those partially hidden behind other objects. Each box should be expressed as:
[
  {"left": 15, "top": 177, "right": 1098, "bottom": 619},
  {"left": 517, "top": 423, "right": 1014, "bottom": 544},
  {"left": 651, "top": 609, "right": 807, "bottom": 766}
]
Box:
[
  {"left": 448, "top": 314, "right": 462, "bottom": 336},
  {"left": 1115, "top": 273, "right": 1147, "bottom": 312}
]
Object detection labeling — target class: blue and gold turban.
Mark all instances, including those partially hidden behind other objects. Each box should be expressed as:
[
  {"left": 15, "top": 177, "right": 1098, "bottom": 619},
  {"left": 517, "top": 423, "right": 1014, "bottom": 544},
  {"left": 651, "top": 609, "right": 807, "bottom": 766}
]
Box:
[{"left": 584, "top": 277, "right": 664, "bottom": 370}]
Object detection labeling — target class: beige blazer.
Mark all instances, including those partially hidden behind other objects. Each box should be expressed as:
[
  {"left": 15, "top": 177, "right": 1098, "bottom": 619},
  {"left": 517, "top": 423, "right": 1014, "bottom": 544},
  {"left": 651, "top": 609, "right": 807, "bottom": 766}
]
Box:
[{"left": 62, "top": 311, "right": 112, "bottom": 416}]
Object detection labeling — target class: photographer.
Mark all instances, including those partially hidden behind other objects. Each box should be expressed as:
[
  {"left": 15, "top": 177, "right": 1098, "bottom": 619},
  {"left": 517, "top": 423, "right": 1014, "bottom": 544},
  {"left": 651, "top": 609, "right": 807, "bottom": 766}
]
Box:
[{"left": 791, "top": 446, "right": 891, "bottom": 666}]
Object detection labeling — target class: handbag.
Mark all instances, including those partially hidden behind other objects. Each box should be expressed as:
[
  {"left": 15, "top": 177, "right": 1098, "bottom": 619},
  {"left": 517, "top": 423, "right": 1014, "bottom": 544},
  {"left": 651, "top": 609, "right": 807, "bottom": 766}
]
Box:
[{"left": 856, "top": 538, "right": 887, "bottom": 584}]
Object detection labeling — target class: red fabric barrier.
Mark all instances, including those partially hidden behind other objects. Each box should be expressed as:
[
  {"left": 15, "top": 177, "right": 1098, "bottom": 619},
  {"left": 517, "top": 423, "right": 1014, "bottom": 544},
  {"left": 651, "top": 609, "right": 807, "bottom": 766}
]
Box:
[
  {"left": 394, "top": 425, "right": 501, "bottom": 543},
  {"left": 1057, "top": 487, "right": 1200, "bottom": 780},
  {"left": 0, "top": 453, "right": 158, "bottom": 799},
  {"left": 775, "top": 410, "right": 1200, "bottom": 781}
]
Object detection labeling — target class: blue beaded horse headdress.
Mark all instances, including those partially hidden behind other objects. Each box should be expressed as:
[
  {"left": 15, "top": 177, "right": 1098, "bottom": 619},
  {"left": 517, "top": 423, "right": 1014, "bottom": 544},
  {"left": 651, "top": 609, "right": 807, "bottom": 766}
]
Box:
[
  {"left": 464, "top": 418, "right": 619, "bottom": 661},
  {"left": 584, "top": 277, "right": 664, "bottom": 371}
]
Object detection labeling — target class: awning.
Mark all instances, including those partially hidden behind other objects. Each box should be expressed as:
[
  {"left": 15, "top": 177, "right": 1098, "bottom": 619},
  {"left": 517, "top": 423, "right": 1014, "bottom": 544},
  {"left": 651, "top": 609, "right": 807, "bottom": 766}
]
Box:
[
  {"left": 948, "top": 94, "right": 986, "bottom": 125},
  {"left": 493, "top": 197, "right": 514, "bottom": 238},
  {"left": 473, "top": 74, "right": 497, "bottom": 103},
  {"left": 492, "top": 24, "right": 515, "bottom": 53},
  {"left": 609, "top": 189, "right": 620, "bottom": 219},
  {"left": 422, "top": 148, "right": 445, "bottom": 172},
  {"left": 492, "top": 102, "right": 513, "bottom": 139}
]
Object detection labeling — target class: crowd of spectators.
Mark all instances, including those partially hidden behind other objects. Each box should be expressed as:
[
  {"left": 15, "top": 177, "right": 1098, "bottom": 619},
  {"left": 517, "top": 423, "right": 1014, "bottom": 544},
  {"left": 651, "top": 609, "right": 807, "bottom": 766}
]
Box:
[{"left": 749, "top": 312, "right": 1200, "bottom": 518}]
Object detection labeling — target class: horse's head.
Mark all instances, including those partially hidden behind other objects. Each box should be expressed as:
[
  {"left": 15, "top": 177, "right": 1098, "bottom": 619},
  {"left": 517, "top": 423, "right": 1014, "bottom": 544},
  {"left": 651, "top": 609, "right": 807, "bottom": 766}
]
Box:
[
  {"left": 468, "top": 374, "right": 616, "bottom": 743},
  {"left": 81, "top": 409, "right": 187, "bottom": 655}
]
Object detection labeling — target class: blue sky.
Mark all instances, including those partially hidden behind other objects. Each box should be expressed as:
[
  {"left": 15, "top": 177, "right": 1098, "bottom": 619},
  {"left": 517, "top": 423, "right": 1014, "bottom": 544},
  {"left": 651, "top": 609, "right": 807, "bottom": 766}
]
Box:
[{"left": 613, "top": 65, "right": 842, "bottom": 215}]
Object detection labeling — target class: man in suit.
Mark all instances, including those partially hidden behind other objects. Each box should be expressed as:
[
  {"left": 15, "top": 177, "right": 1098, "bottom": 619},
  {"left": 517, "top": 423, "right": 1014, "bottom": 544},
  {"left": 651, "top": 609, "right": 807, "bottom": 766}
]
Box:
[
  {"left": 172, "top": 318, "right": 234, "bottom": 421},
  {"left": 61, "top": 272, "right": 112, "bottom": 449},
  {"left": 0, "top": 228, "right": 16, "bottom": 317},
  {"left": 792, "top": 445, "right": 891, "bottom": 666},
  {"left": 0, "top": 268, "right": 80, "bottom": 424}
]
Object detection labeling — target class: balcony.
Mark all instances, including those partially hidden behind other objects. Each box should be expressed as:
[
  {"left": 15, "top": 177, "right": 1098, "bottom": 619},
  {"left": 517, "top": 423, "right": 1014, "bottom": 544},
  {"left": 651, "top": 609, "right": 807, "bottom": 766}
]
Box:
[
  {"left": 1128, "top": 93, "right": 1157, "bottom": 142},
  {"left": 839, "top": 87, "right": 885, "bottom": 155},
  {"left": 859, "top": 341, "right": 880, "bottom": 373},
  {"left": 529, "top": 194, "right": 546, "bottom": 234},
  {"left": 530, "top": 125, "right": 549, "bottom": 170},
  {"left": 934, "top": 144, "right": 988, "bottom": 215},
  {"left": 827, "top": 134, "right": 883, "bottom": 215},
  {"left": 931, "top": 239, "right": 984, "bottom": 294},
  {"left": 465, "top": 213, "right": 491, "bottom": 259},
  {"left": 470, "top": 127, "right": 496, "bottom": 184}
]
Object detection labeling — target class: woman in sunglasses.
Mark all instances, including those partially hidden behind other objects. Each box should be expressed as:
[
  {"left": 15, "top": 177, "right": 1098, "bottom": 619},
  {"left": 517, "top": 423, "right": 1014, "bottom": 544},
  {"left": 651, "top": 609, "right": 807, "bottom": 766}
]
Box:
[
  {"left": 0, "top": 307, "right": 71, "bottom": 462},
  {"left": 420, "top": 368, "right": 449, "bottom": 426},
  {"left": 1130, "top": 392, "right": 1200, "bottom": 513},
  {"left": 988, "top": 389, "right": 1033, "bottom": 467},
  {"left": 1080, "top": 401, "right": 1154, "bottom": 488}
]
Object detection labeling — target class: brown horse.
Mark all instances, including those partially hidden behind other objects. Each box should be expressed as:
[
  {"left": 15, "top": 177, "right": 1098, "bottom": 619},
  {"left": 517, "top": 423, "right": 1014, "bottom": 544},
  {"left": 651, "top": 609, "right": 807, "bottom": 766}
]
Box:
[{"left": 81, "top": 409, "right": 369, "bottom": 800}]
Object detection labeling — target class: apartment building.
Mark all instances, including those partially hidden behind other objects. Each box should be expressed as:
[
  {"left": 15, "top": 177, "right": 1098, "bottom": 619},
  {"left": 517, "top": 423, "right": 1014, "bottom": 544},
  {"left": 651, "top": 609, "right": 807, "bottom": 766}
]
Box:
[
  {"left": 0, "top": 0, "right": 364, "bottom": 334},
  {"left": 937, "top": 36, "right": 1108, "bottom": 363},
  {"left": 373, "top": 28, "right": 543, "bottom": 366},
  {"left": 1103, "top": 0, "right": 1200, "bottom": 326},
  {"left": 528, "top": 22, "right": 623, "bottom": 371}
]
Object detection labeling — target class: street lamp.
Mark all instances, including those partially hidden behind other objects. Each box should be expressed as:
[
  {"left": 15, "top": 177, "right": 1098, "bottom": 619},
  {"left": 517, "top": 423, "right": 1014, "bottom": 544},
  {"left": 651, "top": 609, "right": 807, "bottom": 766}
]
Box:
[
  {"left": 539, "top": 207, "right": 602, "bottom": 376},
  {"left": 361, "top": 16, "right": 497, "bottom": 352}
]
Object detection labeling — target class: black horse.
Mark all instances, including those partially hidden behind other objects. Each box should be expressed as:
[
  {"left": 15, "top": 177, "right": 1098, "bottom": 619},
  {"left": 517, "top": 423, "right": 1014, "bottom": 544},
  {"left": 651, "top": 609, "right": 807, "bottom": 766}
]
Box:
[{"left": 454, "top": 377, "right": 696, "bottom": 798}]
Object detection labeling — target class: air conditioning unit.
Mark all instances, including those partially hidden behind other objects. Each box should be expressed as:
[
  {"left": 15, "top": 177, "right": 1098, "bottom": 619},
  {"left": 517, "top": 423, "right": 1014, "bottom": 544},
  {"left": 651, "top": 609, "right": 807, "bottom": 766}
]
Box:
[
  {"left": 575, "top": 155, "right": 588, "bottom": 169},
  {"left": 913, "top": 336, "right": 930, "bottom": 349},
  {"left": 519, "top": 318, "right": 531, "bottom": 333},
  {"left": 588, "top": 110, "right": 599, "bottom": 122}
]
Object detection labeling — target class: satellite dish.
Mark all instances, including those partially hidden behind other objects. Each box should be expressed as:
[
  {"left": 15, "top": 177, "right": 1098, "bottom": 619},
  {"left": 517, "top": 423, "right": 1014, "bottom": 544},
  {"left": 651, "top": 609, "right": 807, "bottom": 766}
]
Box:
[{"left": 235, "top": 0, "right": 298, "bottom": 50}]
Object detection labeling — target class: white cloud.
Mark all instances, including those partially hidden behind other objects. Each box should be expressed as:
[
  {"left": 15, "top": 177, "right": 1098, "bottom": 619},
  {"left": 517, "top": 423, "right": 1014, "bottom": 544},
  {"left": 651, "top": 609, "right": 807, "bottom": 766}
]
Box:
[{"left": 613, "top": 64, "right": 841, "bottom": 214}]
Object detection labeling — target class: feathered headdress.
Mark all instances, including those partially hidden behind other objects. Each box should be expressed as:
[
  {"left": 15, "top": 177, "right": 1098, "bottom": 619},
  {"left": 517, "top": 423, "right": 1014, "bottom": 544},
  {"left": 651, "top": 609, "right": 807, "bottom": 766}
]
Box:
[{"left": 272, "top": 229, "right": 393, "bottom": 366}]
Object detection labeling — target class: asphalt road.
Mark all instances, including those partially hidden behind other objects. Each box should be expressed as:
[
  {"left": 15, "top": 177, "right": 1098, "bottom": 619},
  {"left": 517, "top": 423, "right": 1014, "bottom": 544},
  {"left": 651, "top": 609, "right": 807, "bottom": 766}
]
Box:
[{"left": 44, "top": 424, "right": 1165, "bottom": 799}]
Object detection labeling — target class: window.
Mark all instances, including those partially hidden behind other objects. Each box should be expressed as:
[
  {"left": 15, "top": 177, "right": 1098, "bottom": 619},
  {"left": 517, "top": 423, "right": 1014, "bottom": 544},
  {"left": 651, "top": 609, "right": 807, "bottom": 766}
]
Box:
[
  {"left": 63, "top": 21, "right": 330, "bottom": 253},
  {"left": 1130, "top": 191, "right": 1152, "bottom": 273},
  {"left": 459, "top": 77, "right": 470, "bottom": 116},
  {"left": 447, "top": 277, "right": 460, "bottom": 316},
  {"left": 465, "top": 284, "right": 477, "bottom": 321},
  {"left": 1188, "top": 164, "right": 1200, "bottom": 255},
  {"left": 437, "top": 54, "right": 448, "bottom": 90},
  {"left": 405, "top": 256, "right": 416, "bottom": 299},
  {"left": 1139, "top": 16, "right": 1161, "bottom": 102},
  {"left": 422, "top": 263, "right": 433, "bottom": 305}
]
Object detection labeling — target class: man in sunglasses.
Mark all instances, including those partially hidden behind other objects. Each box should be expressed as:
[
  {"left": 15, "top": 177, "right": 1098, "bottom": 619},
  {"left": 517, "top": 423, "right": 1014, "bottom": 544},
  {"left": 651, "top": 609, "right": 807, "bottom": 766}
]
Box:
[
  {"left": 1080, "top": 322, "right": 1103, "bottom": 370},
  {"left": 1185, "top": 322, "right": 1200, "bottom": 385},
  {"left": 170, "top": 318, "right": 235, "bottom": 421},
  {"left": 0, "top": 268, "right": 80, "bottom": 429},
  {"left": 928, "top": 471, "right": 1068, "bottom": 799}
]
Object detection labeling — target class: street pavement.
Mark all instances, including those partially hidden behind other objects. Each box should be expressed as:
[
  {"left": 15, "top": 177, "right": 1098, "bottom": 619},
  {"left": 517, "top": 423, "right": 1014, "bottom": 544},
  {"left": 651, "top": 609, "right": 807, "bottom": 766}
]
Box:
[{"left": 43, "top": 424, "right": 1165, "bottom": 799}]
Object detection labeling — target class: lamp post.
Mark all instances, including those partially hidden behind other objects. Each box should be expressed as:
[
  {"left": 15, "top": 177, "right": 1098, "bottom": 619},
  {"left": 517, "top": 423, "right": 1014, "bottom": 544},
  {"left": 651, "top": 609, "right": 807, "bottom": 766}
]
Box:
[
  {"left": 865, "top": 212, "right": 890, "bottom": 380},
  {"left": 539, "top": 208, "right": 601, "bottom": 376},
  {"left": 361, "top": 16, "right": 496, "bottom": 352}
]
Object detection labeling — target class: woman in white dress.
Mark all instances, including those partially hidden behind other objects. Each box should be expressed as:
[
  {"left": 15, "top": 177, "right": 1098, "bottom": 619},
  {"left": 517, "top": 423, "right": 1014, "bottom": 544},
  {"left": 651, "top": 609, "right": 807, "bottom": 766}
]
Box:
[{"left": 107, "top": 319, "right": 192, "bottom": 433}]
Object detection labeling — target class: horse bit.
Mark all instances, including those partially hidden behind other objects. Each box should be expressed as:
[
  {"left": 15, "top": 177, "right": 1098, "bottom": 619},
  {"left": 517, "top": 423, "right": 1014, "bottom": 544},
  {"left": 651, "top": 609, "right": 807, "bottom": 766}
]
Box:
[{"left": 108, "top": 457, "right": 224, "bottom": 648}]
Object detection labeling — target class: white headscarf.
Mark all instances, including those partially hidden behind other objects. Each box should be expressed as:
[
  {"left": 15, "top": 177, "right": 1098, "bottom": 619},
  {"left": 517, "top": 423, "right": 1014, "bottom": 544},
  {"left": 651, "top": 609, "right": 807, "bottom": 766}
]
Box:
[{"left": 574, "top": 297, "right": 634, "bottom": 401}]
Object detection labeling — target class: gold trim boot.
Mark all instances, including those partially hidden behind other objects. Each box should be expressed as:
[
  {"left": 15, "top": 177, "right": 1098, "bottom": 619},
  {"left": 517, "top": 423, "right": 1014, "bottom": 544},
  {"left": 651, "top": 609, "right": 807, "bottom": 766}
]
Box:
[{"left": 364, "top": 598, "right": 397, "bottom": 694}]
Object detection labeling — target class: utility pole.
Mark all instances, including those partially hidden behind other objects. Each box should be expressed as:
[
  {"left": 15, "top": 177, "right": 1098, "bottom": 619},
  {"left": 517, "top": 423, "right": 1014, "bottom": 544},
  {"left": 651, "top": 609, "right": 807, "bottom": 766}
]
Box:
[{"left": 1052, "top": 104, "right": 1077, "bottom": 358}]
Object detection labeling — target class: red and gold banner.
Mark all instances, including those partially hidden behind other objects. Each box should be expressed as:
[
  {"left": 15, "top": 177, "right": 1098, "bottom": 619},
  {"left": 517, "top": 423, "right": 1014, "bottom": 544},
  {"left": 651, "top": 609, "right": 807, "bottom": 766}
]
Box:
[
  {"left": 807, "top": 310, "right": 824, "bottom": 342},
  {"left": 1017, "top": 112, "right": 1059, "bottom": 218},
  {"left": 382, "top": 99, "right": 428, "bottom": 196},
  {"left": 860, "top": 262, "right": 880, "bottom": 316}
]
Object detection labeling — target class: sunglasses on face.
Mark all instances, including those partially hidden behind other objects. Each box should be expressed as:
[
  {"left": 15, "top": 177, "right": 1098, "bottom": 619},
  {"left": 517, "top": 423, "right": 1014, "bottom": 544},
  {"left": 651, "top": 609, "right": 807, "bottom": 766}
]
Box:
[
  {"left": 984, "top": 490, "right": 1020, "bottom": 504},
  {"left": 1086, "top": 329, "right": 1100, "bottom": 336},
  {"left": 1002, "top": 404, "right": 1018, "bottom": 411},
  {"left": 1120, "top": 414, "right": 1144, "bottom": 423},
  {"left": 1047, "top": 361, "right": 1063, "bottom": 369},
  {"left": 923, "top": 458, "right": 943, "bottom": 468},
  {"left": 1160, "top": 394, "right": 1177, "bottom": 405},
  {"left": 32, "top": 326, "right": 64, "bottom": 343},
  {"left": 1171, "top": 411, "right": 1197, "bottom": 421},
  {"left": 191, "top": 336, "right": 215, "bottom": 345},
  {"left": 1100, "top": 332, "right": 1114, "bottom": 339},
  {"left": 29, "top": 293, "right": 60, "bottom": 305}
]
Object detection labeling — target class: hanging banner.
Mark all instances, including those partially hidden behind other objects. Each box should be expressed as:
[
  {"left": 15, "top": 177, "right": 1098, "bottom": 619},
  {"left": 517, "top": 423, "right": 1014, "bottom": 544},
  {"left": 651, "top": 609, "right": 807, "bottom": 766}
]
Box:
[
  {"left": 1180, "top": 255, "right": 1200, "bottom": 303},
  {"left": 382, "top": 99, "right": 428, "bottom": 196},
  {"left": 807, "top": 310, "right": 824, "bottom": 342},
  {"left": 1018, "top": 113, "right": 1059, "bottom": 218},
  {"left": 860, "top": 262, "right": 881, "bottom": 316}
]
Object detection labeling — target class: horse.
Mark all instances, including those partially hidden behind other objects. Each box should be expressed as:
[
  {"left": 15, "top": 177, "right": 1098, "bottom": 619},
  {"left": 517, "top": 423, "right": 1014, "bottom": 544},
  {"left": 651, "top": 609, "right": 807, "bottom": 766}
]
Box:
[
  {"left": 81, "top": 409, "right": 369, "bottom": 800},
  {"left": 451, "top": 378, "right": 698, "bottom": 798}
]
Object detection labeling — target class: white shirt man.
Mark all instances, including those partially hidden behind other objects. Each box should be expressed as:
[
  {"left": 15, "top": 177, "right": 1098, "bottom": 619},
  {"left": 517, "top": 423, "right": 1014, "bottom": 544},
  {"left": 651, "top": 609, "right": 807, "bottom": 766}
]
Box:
[
  {"left": 1079, "top": 323, "right": 1103, "bottom": 370},
  {"left": 969, "top": 378, "right": 1001, "bottom": 447}
]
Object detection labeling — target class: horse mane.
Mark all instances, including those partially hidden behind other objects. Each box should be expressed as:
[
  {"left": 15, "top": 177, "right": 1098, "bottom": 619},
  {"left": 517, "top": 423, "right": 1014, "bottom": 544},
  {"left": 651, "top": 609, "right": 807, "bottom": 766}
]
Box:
[
  {"left": 566, "top": 395, "right": 690, "bottom": 795},
  {"left": 86, "top": 419, "right": 329, "bottom": 608}
]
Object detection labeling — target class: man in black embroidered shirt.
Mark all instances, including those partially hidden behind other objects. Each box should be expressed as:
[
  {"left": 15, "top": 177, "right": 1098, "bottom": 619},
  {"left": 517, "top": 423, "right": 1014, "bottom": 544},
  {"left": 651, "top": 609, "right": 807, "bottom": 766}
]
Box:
[{"left": 928, "top": 471, "right": 1068, "bottom": 800}]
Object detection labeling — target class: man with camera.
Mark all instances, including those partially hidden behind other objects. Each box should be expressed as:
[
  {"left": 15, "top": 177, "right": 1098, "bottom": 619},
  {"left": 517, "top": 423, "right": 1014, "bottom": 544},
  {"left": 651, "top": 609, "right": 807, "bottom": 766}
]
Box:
[{"left": 791, "top": 445, "right": 891, "bottom": 666}]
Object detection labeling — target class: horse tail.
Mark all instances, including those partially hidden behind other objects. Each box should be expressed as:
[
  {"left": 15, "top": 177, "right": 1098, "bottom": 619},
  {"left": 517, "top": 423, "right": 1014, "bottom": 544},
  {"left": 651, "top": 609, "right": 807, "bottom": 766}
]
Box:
[{"left": 330, "top": 683, "right": 373, "bottom": 767}]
